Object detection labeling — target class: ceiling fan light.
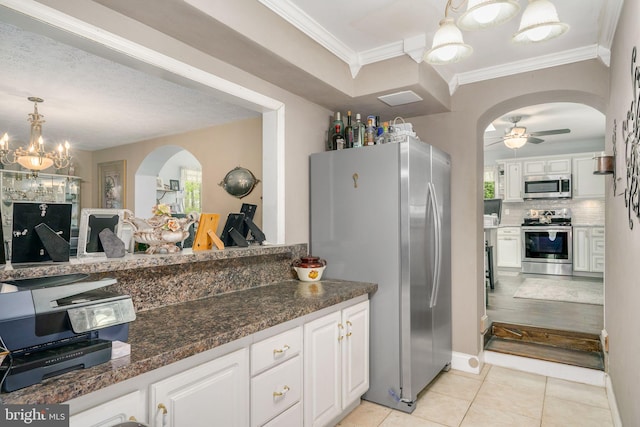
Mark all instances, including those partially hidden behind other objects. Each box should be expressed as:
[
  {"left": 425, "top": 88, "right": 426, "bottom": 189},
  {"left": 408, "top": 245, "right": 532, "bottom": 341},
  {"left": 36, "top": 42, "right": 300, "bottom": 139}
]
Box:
[
  {"left": 504, "top": 136, "right": 527, "bottom": 149},
  {"left": 512, "top": 0, "right": 569, "bottom": 43},
  {"left": 457, "top": 0, "right": 520, "bottom": 30},
  {"left": 425, "top": 18, "right": 473, "bottom": 65}
]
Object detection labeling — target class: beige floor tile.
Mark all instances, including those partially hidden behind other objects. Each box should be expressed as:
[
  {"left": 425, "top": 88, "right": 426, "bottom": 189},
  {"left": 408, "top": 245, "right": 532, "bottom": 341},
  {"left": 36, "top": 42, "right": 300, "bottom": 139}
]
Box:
[
  {"left": 542, "top": 396, "right": 613, "bottom": 427},
  {"left": 337, "top": 400, "right": 392, "bottom": 427},
  {"left": 484, "top": 365, "right": 547, "bottom": 390},
  {"left": 460, "top": 403, "right": 539, "bottom": 427},
  {"left": 379, "top": 411, "right": 447, "bottom": 427},
  {"left": 449, "top": 364, "right": 491, "bottom": 381},
  {"left": 413, "top": 390, "right": 472, "bottom": 427},
  {"left": 473, "top": 379, "right": 544, "bottom": 420},
  {"left": 427, "top": 371, "right": 483, "bottom": 401},
  {"left": 545, "top": 377, "right": 609, "bottom": 409}
]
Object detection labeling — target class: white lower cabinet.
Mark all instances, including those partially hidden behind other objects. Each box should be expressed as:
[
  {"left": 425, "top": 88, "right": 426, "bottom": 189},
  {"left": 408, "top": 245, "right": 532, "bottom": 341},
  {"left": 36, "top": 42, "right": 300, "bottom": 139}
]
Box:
[
  {"left": 68, "top": 297, "right": 370, "bottom": 427},
  {"left": 573, "top": 226, "right": 605, "bottom": 273},
  {"left": 303, "top": 300, "right": 369, "bottom": 427},
  {"left": 251, "top": 327, "right": 303, "bottom": 427},
  {"left": 149, "top": 348, "right": 249, "bottom": 427},
  {"left": 70, "top": 391, "right": 146, "bottom": 427},
  {"left": 497, "top": 227, "right": 522, "bottom": 268}
]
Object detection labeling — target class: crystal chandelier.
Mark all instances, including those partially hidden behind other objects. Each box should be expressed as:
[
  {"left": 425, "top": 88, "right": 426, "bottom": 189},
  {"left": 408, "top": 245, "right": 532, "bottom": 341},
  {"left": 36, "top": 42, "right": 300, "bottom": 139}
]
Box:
[{"left": 0, "top": 97, "right": 71, "bottom": 176}]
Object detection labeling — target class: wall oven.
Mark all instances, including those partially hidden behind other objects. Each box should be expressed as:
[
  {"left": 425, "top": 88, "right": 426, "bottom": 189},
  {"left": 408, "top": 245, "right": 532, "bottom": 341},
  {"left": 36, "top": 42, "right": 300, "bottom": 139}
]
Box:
[
  {"left": 523, "top": 174, "right": 571, "bottom": 199},
  {"left": 521, "top": 209, "right": 572, "bottom": 276}
]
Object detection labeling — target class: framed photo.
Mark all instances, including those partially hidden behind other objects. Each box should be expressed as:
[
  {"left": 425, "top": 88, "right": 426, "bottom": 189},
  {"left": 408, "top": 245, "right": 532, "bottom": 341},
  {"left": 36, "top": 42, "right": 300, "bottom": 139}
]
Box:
[
  {"left": 169, "top": 179, "right": 180, "bottom": 191},
  {"left": 77, "top": 208, "right": 131, "bottom": 257},
  {"left": 98, "top": 160, "right": 126, "bottom": 209}
]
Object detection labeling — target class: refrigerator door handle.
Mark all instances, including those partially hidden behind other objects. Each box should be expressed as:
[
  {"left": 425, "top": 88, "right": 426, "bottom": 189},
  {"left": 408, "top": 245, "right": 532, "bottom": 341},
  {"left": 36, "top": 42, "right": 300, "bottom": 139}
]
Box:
[{"left": 428, "top": 182, "right": 442, "bottom": 308}]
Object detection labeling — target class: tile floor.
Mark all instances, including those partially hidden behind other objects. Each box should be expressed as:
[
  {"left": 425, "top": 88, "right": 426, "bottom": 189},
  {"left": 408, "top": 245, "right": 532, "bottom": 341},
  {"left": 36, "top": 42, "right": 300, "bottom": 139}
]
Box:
[{"left": 337, "top": 365, "right": 613, "bottom": 427}]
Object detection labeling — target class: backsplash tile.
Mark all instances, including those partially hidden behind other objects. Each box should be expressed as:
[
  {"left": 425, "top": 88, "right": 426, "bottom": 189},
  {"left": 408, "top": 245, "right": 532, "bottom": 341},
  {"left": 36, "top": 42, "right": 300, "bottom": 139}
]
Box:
[{"left": 499, "top": 199, "right": 605, "bottom": 226}]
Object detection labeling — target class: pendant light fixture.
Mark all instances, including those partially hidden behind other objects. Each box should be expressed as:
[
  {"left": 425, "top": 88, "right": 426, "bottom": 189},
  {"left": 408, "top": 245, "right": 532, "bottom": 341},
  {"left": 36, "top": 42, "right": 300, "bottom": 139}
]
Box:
[
  {"left": 457, "top": 0, "right": 520, "bottom": 31},
  {"left": 425, "top": 17, "right": 473, "bottom": 65},
  {"left": 512, "top": 0, "right": 569, "bottom": 44}
]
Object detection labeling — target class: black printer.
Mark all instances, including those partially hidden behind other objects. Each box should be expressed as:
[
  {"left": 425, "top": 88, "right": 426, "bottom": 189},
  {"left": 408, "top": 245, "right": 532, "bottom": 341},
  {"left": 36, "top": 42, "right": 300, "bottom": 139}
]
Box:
[{"left": 0, "top": 274, "right": 135, "bottom": 392}]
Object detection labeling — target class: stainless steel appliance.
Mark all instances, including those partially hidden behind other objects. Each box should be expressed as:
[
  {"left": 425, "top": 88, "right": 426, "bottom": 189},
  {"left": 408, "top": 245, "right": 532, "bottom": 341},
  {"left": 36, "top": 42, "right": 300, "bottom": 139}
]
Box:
[
  {"left": 523, "top": 174, "right": 572, "bottom": 199},
  {"left": 310, "top": 136, "right": 451, "bottom": 413},
  {"left": 521, "top": 209, "right": 572, "bottom": 275}
]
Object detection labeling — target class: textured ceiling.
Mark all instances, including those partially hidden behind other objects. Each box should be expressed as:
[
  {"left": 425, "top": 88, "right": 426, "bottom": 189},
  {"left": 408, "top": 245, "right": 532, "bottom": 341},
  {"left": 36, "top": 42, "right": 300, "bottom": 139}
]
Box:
[{"left": 0, "top": 20, "right": 259, "bottom": 151}]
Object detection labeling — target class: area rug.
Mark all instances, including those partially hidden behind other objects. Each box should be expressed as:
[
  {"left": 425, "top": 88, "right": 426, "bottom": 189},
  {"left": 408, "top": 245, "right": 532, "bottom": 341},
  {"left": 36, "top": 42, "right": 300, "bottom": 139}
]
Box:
[{"left": 513, "top": 278, "right": 603, "bottom": 305}]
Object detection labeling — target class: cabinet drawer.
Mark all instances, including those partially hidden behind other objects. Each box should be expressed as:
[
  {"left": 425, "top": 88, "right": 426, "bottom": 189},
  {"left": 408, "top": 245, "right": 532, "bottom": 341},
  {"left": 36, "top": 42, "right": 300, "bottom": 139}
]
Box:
[
  {"left": 592, "top": 255, "right": 605, "bottom": 272},
  {"left": 591, "top": 227, "right": 605, "bottom": 237},
  {"left": 252, "top": 327, "right": 302, "bottom": 375},
  {"left": 262, "top": 402, "right": 302, "bottom": 427},
  {"left": 498, "top": 227, "right": 520, "bottom": 236},
  {"left": 251, "top": 355, "right": 302, "bottom": 427},
  {"left": 591, "top": 237, "right": 605, "bottom": 254}
]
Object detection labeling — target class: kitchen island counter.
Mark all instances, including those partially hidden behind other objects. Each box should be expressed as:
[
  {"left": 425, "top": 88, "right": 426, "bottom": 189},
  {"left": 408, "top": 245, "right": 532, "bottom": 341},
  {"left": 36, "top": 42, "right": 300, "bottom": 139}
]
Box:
[{"left": 1, "top": 278, "right": 376, "bottom": 405}]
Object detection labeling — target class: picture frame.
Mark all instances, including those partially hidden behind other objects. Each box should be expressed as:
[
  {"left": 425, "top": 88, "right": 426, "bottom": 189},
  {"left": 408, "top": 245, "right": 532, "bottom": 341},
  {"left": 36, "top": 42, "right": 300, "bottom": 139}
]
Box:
[
  {"left": 98, "top": 160, "right": 126, "bottom": 209},
  {"left": 169, "top": 179, "right": 180, "bottom": 191},
  {"left": 77, "top": 208, "right": 131, "bottom": 257}
]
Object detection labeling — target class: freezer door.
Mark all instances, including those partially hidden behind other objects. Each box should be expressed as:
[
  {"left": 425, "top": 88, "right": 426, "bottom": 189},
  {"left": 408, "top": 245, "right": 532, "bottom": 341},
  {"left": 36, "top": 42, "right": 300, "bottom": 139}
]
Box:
[{"left": 310, "top": 144, "right": 402, "bottom": 408}]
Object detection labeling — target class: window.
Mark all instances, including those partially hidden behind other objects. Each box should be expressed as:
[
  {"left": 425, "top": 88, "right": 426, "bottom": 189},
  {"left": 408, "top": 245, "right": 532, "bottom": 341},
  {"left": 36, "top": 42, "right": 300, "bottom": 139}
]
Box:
[{"left": 180, "top": 167, "right": 202, "bottom": 214}]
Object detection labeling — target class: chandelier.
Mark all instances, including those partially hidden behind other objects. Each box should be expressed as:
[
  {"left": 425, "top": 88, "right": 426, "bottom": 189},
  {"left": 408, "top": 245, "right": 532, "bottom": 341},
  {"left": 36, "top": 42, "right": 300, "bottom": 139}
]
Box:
[
  {"left": 0, "top": 97, "right": 71, "bottom": 176},
  {"left": 425, "top": 0, "right": 569, "bottom": 65}
]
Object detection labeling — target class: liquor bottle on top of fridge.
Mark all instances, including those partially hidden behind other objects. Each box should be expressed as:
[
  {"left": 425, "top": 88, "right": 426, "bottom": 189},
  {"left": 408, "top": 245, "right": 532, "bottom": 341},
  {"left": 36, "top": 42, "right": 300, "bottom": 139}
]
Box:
[
  {"left": 332, "top": 125, "right": 346, "bottom": 150},
  {"left": 344, "top": 111, "right": 354, "bottom": 149},
  {"left": 353, "top": 113, "right": 365, "bottom": 148},
  {"left": 365, "top": 118, "right": 376, "bottom": 146},
  {"left": 327, "top": 112, "right": 344, "bottom": 150}
]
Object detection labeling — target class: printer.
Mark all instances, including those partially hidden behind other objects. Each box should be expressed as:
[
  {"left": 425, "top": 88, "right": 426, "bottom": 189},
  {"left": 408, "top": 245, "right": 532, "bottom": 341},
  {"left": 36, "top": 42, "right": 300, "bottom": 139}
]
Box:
[{"left": 0, "top": 274, "right": 136, "bottom": 392}]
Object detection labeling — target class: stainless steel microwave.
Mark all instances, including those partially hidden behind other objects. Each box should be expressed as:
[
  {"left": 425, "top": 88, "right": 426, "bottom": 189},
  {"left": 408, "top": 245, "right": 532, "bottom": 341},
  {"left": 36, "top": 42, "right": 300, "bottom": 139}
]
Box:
[{"left": 523, "top": 174, "right": 572, "bottom": 199}]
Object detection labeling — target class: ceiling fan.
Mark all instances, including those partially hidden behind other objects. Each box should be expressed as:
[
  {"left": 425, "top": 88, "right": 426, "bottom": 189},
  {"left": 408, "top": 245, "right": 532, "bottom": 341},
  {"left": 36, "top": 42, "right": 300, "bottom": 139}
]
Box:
[{"left": 486, "top": 116, "right": 571, "bottom": 149}]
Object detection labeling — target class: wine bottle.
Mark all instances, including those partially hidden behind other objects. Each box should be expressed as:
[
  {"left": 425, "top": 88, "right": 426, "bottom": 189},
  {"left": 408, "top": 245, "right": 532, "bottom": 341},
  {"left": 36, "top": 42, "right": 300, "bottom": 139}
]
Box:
[
  {"left": 332, "top": 125, "right": 346, "bottom": 150},
  {"left": 344, "top": 111, "right": 354, "bottom": 149},
  {"left": 328, "top": 112, "right": 344, "bottom": 150}
]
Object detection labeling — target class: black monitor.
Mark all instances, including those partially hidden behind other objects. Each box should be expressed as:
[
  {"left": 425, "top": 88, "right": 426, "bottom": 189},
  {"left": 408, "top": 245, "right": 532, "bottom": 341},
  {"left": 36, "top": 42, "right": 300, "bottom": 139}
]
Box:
[{"left": 11, "top": 202, "right": 72, "bottom": 263}]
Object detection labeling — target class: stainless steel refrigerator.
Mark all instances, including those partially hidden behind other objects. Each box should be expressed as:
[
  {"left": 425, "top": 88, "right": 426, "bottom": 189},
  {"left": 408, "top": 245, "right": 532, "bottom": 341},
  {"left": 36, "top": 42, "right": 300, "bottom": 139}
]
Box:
[{"left": 310, "top": 136, "right": 451, "bottom": 413}]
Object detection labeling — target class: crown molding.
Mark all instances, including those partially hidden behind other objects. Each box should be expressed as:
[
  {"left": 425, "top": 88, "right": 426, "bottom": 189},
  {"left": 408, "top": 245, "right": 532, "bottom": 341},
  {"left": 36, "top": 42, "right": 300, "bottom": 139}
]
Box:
[
  {"left": 257, "top": 0, "right": 355, "bottom": 65},
  {"left": 598, "top": 0, "right": 624, "bottom": 52},
  {"left": 452, "top": 45, "right": 601, "bottom": 90}
]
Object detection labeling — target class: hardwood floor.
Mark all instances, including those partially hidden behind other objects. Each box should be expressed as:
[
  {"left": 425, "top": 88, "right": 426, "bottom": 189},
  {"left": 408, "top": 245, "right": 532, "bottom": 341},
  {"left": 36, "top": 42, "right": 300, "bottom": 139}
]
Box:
[{"left": 486, "top": 269, "right": 604, "bottom": 335}]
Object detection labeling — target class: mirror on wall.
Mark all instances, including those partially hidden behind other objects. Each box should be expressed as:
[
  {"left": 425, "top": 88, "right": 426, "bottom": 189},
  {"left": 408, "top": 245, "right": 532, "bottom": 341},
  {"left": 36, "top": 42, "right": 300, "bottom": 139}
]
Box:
[{"left": 1, "top": 6, "right": 270, "bottom": 238}]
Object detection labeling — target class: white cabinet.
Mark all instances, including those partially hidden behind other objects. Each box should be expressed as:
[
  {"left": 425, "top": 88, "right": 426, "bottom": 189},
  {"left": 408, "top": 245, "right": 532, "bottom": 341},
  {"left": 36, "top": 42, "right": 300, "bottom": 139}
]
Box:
[
  {"left": 497, "top": 227, "right": 521, "bottom": 268},
  {"left": 70, "top": 391, "right": 146, "bottom": 427},
  {"left": 303, "top": 300, "right": 369, "bottom": 427},
  {"left": 523, "top": 158, "right": 571, "bottom": 176},
  {"left": 573, "top": 226, "right": 605, "bottom": 273},
  {"left": 251, "top": 327, "right": 303, "bottom": 427},
  {"left": 149, "top": 348, "right": 249, "bottom": 427},
  {"left": 502, "top": 162, "right": 522, "bottom": 202},
  {"left": 573, "top": 155, "right": 605, "bottom": 199}
]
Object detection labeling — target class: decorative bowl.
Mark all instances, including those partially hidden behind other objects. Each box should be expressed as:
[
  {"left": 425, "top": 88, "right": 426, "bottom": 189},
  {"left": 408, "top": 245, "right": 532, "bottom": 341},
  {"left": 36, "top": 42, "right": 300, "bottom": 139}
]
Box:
[{"left": 293, "top": 266, "right": 326, "bottom": 282}]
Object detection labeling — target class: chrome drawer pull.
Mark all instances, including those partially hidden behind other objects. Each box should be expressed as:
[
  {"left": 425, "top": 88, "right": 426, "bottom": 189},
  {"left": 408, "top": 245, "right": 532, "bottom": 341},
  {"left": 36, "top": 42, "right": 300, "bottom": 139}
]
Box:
[
  {"left": 273, "top": 385, "right": 290, "bottom": 397},
  {"left": 273, "top": 344, "right": 290, "bottom": 355}
]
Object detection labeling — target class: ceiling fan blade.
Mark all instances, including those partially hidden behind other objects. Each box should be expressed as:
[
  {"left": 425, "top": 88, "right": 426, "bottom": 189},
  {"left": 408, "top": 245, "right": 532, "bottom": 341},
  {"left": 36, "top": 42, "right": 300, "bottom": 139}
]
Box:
[
  {"left": 529, "top": 128, "right": 570, "bottom": 137},
  {"left": 527, "top": 137, "right": 545, "bottom": 144},
  {"left": 485, "top": 139, "right": 505, "bottom": 147}
]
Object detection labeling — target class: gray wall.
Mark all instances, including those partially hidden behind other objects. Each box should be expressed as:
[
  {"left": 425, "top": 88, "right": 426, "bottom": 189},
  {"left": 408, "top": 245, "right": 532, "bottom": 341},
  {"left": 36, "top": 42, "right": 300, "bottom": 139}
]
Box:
[{"left": 605, "top": 0, "right": 640, "bottom": 423}]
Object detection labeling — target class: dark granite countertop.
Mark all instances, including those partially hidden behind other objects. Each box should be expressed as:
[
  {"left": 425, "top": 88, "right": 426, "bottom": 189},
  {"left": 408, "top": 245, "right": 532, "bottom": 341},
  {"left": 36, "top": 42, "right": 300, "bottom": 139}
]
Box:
[{"left": 1, "top": 279, "right": 377, "bottom": 405}]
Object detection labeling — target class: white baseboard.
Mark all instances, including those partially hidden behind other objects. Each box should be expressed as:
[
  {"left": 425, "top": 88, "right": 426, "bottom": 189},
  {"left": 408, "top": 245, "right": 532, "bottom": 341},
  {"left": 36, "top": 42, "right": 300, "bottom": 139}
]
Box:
[
  {"left": 451, "top": 351, "right": 482, "bottom": 374},
  {"left": 605, "top": 374, "right": 623, "bottom": 427},
  {"left": 483, "top": 350, "right": 605, "bottom": 386}
]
